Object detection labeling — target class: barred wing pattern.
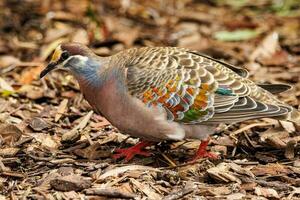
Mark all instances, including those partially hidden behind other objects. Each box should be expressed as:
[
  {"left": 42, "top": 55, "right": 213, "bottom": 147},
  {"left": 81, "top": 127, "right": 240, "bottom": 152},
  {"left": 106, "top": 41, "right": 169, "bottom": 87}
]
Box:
[{"left": 122, "top": 47, "right": 290, "bottom": 124}]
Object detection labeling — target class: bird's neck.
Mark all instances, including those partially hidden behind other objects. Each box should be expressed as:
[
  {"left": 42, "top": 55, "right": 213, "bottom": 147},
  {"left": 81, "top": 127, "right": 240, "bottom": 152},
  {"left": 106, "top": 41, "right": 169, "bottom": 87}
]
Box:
[
  {"left": 78, "top": 66, "right": 128, "bottom": 122},
  {"left": 76, "top": 64, "right": 125, "bottom": 90},
  {"left": 77, "top": 62, "right": 126, "bottom": 101},
  {"left": 71, "top": 58, "right": 102, "bottom": 86}
]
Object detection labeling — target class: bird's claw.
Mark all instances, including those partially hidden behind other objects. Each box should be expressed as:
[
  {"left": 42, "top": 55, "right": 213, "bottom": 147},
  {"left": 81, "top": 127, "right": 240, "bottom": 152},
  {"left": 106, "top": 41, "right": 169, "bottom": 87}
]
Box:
[
  {"left": 113, "top": 147, "right": 152, "bottom": 162},
  {"left": 189, "top": 139, "right": 220, "bottom": 163},
  {"left": 113, "top": 141, "right": 153, "bottom": 162}
]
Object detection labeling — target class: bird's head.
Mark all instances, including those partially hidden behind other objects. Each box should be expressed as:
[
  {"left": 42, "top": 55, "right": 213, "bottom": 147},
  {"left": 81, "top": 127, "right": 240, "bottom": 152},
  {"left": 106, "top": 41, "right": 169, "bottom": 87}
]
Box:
[{"left": 40, "top": 42, "right": 96, "bottom": 78}]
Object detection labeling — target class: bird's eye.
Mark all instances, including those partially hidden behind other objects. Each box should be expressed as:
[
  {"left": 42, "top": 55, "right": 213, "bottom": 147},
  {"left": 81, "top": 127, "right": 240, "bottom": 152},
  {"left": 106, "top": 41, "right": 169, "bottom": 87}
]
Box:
[{"left": 61, "top": 51, "right": 70, "bottom": 60}]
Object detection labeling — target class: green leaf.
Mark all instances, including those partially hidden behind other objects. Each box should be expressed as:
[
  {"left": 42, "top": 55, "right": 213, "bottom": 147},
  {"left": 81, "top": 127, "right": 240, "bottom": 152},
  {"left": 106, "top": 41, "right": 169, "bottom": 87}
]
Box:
[
  {"left": 1, "top": 90, "right": 16, "bottom": 97},
  {"left": 214, "top": 29, "right": 259, "bottom": 41},
  {"left": 272, "top": 0, "right": 300, "bottom": 16}
]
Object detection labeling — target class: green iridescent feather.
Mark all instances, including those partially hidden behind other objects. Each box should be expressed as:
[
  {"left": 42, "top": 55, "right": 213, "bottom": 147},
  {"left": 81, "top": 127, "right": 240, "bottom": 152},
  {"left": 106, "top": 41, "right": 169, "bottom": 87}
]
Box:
[
  {"left": 216, "top": 87, "right": 234, "bottom": 96},
  {"left": 181, "top": 109, "right": 209, "bottom": 122}
]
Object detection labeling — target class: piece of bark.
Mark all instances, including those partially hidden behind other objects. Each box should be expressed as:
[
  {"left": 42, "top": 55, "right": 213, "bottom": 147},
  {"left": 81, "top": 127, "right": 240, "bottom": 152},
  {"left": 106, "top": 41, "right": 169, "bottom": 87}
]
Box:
[
  {"left": 50, "top": 175, "right": 91, "bottom": 191},
  {"left": 163, "top": 181, "right": 195, "bottom": 200},
  {"left": 130, "top": 178, "right": 162, "bottom": 199},
  {"left": 0, "top": 147, "right": 20, "bottom": 157},
  {"left": 265, "top": 137, "right": 286, "bottom": 149},
  {"left": 61, "top": 111, "right": 93, "bottom": 143},
  {"left": 55, "top": 99, "right": 68, "bottom": 122},
  {"left": 241, "top": 182, "right": 257, "bottom": 191},
  {"left": 100, "top": 165, "right": 161, "bottom": 180},
  {"left": 84, "top": 188, "right": 136, "bottom": 199},
  {"left": 285, "top": 140, "right": 296, "bottom": 160},
  {"left": 254, "top": 187, "right": 280, "bottom": 199}
]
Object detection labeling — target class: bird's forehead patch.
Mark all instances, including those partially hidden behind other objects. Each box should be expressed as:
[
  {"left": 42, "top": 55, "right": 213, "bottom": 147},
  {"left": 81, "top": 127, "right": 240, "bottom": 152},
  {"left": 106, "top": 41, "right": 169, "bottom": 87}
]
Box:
[{"left": 51, "top": 46, "right": 62, "bottom": 63}]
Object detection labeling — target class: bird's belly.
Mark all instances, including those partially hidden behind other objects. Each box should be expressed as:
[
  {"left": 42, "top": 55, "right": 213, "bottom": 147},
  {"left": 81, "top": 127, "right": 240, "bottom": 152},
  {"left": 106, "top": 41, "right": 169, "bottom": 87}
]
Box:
[
  {"left": 94, "top": 92, "right": 185, "bottom": 141},
  {"left": 107, "top": 96, "right": 185, "bottom": 141}
]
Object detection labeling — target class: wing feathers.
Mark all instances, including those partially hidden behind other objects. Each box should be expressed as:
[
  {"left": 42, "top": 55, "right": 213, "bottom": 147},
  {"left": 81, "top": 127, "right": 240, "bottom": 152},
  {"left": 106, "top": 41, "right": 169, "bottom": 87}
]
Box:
[
  {"left": 123, "top": 47, "right": 292, "bottom": 125},
  {"left": 189, "top": 51, "right": 249, "bottom": 78}
]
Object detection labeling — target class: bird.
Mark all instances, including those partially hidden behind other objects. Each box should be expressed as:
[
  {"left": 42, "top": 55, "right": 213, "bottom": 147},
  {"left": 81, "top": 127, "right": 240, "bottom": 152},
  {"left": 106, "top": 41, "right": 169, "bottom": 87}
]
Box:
[{"left": 40, "top": 42, "right": 300, "bottom": 162}]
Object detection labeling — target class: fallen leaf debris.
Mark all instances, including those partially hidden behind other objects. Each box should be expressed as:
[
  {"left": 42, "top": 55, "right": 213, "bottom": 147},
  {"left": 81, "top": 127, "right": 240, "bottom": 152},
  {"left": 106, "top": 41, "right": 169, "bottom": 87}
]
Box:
[{"left": 0, "top": 0, "right": 300, "bottom": 199}]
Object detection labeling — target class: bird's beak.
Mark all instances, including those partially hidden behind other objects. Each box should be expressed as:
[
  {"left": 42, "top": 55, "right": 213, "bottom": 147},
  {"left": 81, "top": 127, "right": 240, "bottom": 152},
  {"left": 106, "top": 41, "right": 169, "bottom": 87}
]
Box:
[
  {"left": 40, "top": 62, "right": 58, "bottom": 79},
  {"left": 40, "top": 45, "right": 63, "bottom": 79}
]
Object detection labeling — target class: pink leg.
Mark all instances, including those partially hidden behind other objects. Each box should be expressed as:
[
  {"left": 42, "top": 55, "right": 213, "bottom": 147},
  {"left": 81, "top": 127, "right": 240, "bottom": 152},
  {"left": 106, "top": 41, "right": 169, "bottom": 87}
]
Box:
[
  {"left": 191, "top": 139, "right": 219, "bottom": 162},
  {"left": 113, "top": 141, "right": 153, "bottom": 162}
]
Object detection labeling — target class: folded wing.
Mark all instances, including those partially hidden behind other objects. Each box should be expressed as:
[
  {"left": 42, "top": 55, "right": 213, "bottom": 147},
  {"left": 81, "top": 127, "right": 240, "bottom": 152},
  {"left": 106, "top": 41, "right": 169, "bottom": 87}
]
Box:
[{"left": 123, "top": 47, "right": 292, "bottom": 124}]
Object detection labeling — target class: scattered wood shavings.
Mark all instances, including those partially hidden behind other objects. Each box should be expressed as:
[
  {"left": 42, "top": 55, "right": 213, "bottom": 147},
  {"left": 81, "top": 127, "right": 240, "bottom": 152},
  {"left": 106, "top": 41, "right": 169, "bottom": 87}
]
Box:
[
  {"left": 100, "top": 165, "right": 161, "bottom": 180},
  {"left": 55, "top": 99, "right": 68, "bottom": 122},
  {"left": 1, "top": 1, "right": 300, "bottom": 199}
]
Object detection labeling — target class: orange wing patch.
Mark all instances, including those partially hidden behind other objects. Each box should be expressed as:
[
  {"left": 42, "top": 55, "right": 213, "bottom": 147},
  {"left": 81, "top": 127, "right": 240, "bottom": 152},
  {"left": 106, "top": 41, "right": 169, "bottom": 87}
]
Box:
[
  {"left": 141, "top": 78, "right": 185, "bottom": 119},
  {"left": 191, "top": 83, "right": 210, "bottom": 110},
  {"left": 141, "top": 79, "right": 214, "bottom": 122}
]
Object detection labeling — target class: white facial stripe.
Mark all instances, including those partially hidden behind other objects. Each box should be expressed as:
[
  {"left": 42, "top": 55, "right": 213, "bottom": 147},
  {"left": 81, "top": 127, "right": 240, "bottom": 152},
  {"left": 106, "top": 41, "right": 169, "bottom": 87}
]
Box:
[
  {"left": 73, "top": 55, "right": 89, "bottom": 62},
  {"left": 62, "top": 55, "right": 89, "bottom": 66}
]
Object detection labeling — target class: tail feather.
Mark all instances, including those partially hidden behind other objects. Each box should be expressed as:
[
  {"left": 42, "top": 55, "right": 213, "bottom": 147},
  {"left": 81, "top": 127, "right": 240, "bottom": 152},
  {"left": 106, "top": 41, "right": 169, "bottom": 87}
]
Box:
[
  {"left": 258, "top": 84, "right": 292, "bottom": 94},
  {"left": 255, "top": 84, "right": 299, "bottom": 125}
]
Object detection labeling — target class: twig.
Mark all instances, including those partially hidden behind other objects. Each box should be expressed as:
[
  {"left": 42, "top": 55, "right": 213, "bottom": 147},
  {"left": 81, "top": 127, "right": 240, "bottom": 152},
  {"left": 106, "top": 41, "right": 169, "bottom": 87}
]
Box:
[
  {"left": 157, "top": 148, "right": 177, "bottom": 167},
  {"left": 28, "top": 154, "right": 53, "bottom": 161},
  {"left": 9, "top": 105, "right": 25, "bottom": 115},
  {"left": 243, "top": 132, "right": 255, "bottom": 148}
]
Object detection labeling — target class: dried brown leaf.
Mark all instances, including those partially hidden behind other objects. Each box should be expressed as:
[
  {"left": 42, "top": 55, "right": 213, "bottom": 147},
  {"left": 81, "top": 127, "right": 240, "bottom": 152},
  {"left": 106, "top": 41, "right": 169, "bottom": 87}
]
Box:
[
  {"left": 0, "top": 55, "right": 20, "bottom": 68},
  {"left": 250, "top": 32, "right": 280, "bottom": 61},
  {"left": 0, "top": 123, "right": 22, "bottom": 145},
  {"left": 18, "top": 85, "right": 44, "bottom": 100},
  {"left": 19, "top": 65, "right": 44, "bottom": 84},
  {"left": 29, "top": 117, "right": 49, "bottom": 131},
  {"left": 279, "top": 120, "right": 296, "bottom": 133}
]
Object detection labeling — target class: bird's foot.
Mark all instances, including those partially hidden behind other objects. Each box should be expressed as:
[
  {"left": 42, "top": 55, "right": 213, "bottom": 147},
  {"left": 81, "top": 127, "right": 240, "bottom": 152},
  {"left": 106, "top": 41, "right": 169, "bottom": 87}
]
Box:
[
  {"left": 113, "top": 141, "right": 153, "bottom": 162},
  {"left": 190, "top": 139, "right": 219, "bottom": 162}
]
